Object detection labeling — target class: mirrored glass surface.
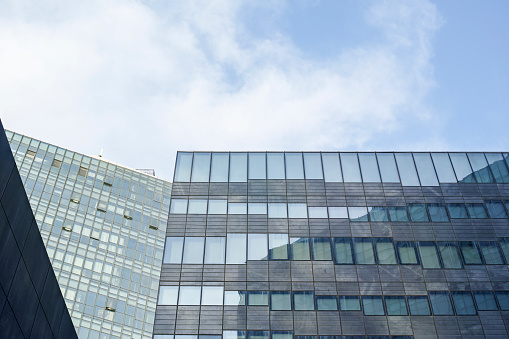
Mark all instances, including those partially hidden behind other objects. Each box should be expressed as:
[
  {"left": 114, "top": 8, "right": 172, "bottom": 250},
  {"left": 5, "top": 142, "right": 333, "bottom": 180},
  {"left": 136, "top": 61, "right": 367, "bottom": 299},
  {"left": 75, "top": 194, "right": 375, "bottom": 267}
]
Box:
[
  {"left": 248, "top": 291, "right": 268, "bottom": 306},
  {"left": 228, "top": 203, "right": 247, "bottom": 214},
  {"left": 368, "top": 207, "right": 388, "bottom": 222},
  {"left": 485, "top": 201, "right": 508, "bottom": 218},
  {"left": 290, "top": 238, "right": 311, "bottom": 260},
  {"left": 230, "top": 153, "right": 247, "bottom": 182},
  {"left": 353, "top": 238, "right": 375, "bottom": 264},
  {"left": 179, "top": 286, "right": 201, "bottom": 305},
  {"left": 438, "top": 242, "right": 462, "bottom": 269},
  {"left": 269, "top": 234, "right": 289, "bottom": 260},
  {"left": 293, "top": 292, "right": 315, "bottom": 310},
  {"left": 429, "top": 292, "right": 453, "bottom": 315},
  {"left": 467, "top": 153, "right": 494, "bottom": 183},
  {"left": 170, "top": 199, "right": 188, "bottom": 214},
  {"left": 339, "top": 296, "right": 361, "bottom": 310},
  {"left": 308, "top": 207, "right": 328, "bottom": 218},
  {"left": 474, "top": 291, "right": 498, "bottom": 311},
  {"left": 388, "top": 206, "right": 409, "bottom": 222},
  {"left": 466, "top": 203, "right": 488, "bottom": 218},
  {"left": 427, "top": 204, "right": 449, "bottom": 222},
  {"left": 413, "top": 153, "right": 439, "bottom": 186},
  {"left": 375, "top": 238, "right": 397, "bottom": 264},
  {"left": 288, "top": 203, "right": 308, "bottom": 218},
  {"left": 303, "top": 153, "right": 323, "bottom": 179},
  {"left": 224, "top": 291, "right": 246, "bottom": 306},
  {"left": 270, "top": 292, "right": 291, "bottom": 311},
  {"left": 316, "top": 296, "right": 338, "bottom": 311},
  {"left": 333, "top": 238, "right": 354, "bottom": 264},
  {"left": 395, "top": 153, "right": 420, "bottom": 186},
  {"left": 268, "top": 203, "right": 288, "bottom": 218},
  {"left": 226, "top": 234, "right": 247, "bottom": 264},
  {"left": 208, "top": 200, "right": 227, "bottom": 214},
  {"left": 362, "top": 296, "right": 384, "bottom": 315},
  {"left": 460, "top": 241, "right": 482, "bottom": 264},
  {"left": 478, "top": 241, "right": 504, "bottom": 264},
  {"left": 408, "top": 204, "right": 429, "bottom": 222},
  {"left": 340, "top": 153, "right": 362, "bottom": 182},
  {"left": 348, "top": 207, "right": 369, "bottom": 222},
  {"left": 187, "top": 199, "right": 207, "bottom": 214},
  {"left": 248, "top": 203, "right": 267, "bottom": 215},
  {"left": 182, "top": 237, "right": 204, "bottom": 264},
  {"left": 311, "top": 238, "right": 332, "bottom": 260},
  {"left": 248, "top": 234, "right": 268, "bottom": 260},
  {"left": 450, "top": 153, "right": 476, "bottom": 183},
  {"left": 202, "top": 286, "right": 224, "bottom": 305},
  {"left": 204, "top": 237, "right": 226, "bottom": 264},
  {"left": 249, "top": 153, "right": 266, "bottom": 179},
  {"left": 396, "top": 242, "right": 419, "bottom": 264},
  {"left": 418, "top": 242, "right": 441, "bottom": 269},
  {"left": 377, "top": 153, "right": 400, "bottom": 183},
  {"left": 158, "top": 286, "right": 178, "bottom": 305},
  {"left": 358, "top": 153, "right": 381, "bottom": 182},
  {"left": 210, "top": 153, "right": 229, "bottom": 182},
  {"left": 385, "top": 296, "right": 408, "bottom": 315},
  {"left": 285, "top": 153, "right": 304, "bottom": 179},
  {"left": 164, "top": 237, "right": 184, "bottom": 264},
  {"left": 447, "top": 203, "right": 469, "bottom": 219},
  {"left": 267, "top": 153, "right": 285, "bottom": 179},
  {"left": 191, "top": 153, "right": 211, "bottom": 182},
  {"left": 431, "top": 153, "right": 457, "bottom": 183},
  {"left": 485, "top": 153, "right": 509, "bottom": 183},
  {"left": 452, "top": 292, "right": 476, "bottom": 315},
  {"left": 174, "top": 152, "right": 193, "bottom": 182},
  {"left": 321, "top": 153, "right": 342, "bottom": 182},
  {"left": 328, "top": 207, "right": 348, "bottom": 218},
  {"left": 407, "top": 296, "right": 431, "bottom": 315}
]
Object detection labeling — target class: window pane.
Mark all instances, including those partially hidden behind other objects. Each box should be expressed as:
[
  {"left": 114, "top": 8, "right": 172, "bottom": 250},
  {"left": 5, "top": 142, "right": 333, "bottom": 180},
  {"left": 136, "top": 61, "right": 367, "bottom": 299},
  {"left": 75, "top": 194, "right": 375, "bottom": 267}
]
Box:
[
  {"left": 474, "top": 291, "right": 498, "bottom": 311},
  {"left": 427, "top": 204, "right": 449, "bottom": 222},
  {"left": 188, "top": 200, "right": 207, "bottom": 214},
  {"left": 396, "top": 242, "right": 419, "bottom": 265},
  {"left": 466, "top": 203, "right": 488, "bottom": 218},
  {"left": 228, "top": 203, "right": 247, "bottom": 214},
  {"left": 267, "top": 153, "right": 285, "bottom": 179},
  {"left": 208, "top": 200, "right": 227, "bottom": 214},
  {"left": 291, "top": 238, "right": 311, "bottom": 260},
  {"left": 268, "top": 203, "right": 287, "bottom": 218},
  {"left": 294, "top": 292, "right": 315, "bottom": 310},
  {"left": 202, "top": 286, "right": 224, "bottom": 305},
  {"left": 224, "top": 291, "right": 246, "bottom": 306},
  {"left": 249, "top": 153, "right": 266, "bottom": 179},
  {"left": 438, "top": 242, "right": 462, "bottom": 269},
  {"left": 247, "top": 331, "right": 269, "bottom": 339},
  {"left": 496, "top": 291, "right": 509, "bottom": 310},
  {"left": 362, "top": 296, "right": 384, "bottom": 315},
  {"left": 311, "top": 238, "right": 332, "bottom": 260},
  {"left": 375, "top": 238, "right": 397, "bottom": 265},
  {"left": 377, "top": 153, "right": 400, "bottom": 183},
  {"left": 204, "top": 237, "right": 225, "bottom": 264},
  {"left": 485, "top": 153, "right": 509, "bottom": 183},
  {"left": 467, "top": 152, "right": 494, "bottom": 183},
  {"left": 368, "top": 207, "right": 388, "bottom": 222},
  {"left": 413, "top": 153, "right": 439, "bottom": 186},
  {"left": 499, "top": 238, "right": 509, "bottom": 263},
  {"left": 158, "top": 286, "right": 178, "bottom": 305},
  {"left": 395, "top": 153, "right": 420, "bottom": 186},
  {"left": 408, "top": 204, "right": 429, "bottom": 222},
  {"left": 304, "top": 153, "right": 323, "bottom": 179},
  {"left": 322, "top": 153, "right": 342, "bottom": 182},
  {"left": 450, "top": 153, "right": 476, "bottom": 183},
  {"left": 429, "top": 292, "right": 453, "bottom": 315},
  {"left": 269, "top": 234, "right": 289, "bottom": 260},
  {"left": 308, "top": 207, "right": 328, "bottom": 218},
  {"left": 248, "top": 234, "right": 268, "bottom": 260},
  {"left": 270, "top": 292, "right": 291, "bottom": 310},
  {"left": 174, "top": 152, "right": 193, "bottom": 182},
  {"left": 479, "top": 241, "right": 504, "bottom": 264},
  {"left": 316, "top": 296, "right": 338, "bottom": 311},
  {"left": 164, "top": 237, "right": 184, "bottom": 264},
  {"left": 191, "top": 153, "right": 211, "bottom": 182},
  {"left": 460, "top": 241, "right": 482, "bottom": 264},
  {"left": 328, "top": 207, "right": 348, "bottom": 218},
  {"left": 407, "top": 296, "right": 431, "bottom": 315},
  {"left": 358, "top": 153, "right": 381, "bottom": 182},
  {"left": 431, "top": 153, "right": 457, "bottom": 183},
  {"left": 182, "top": 237, "right": 204, "bottom": 264},
  {"left": 452, "top": 292, "right": 476, "bottom": 315},
  {"left": 285, "top": 153, "right": 304, "bottom": 179},
  {"left": 210, "top": 153, "right": 229, "bottom": 182},
  {"left": 385, "top": 296, "right": 408, "bottom": 315},
  {"left": 333, "top": 238, "right": 354, "bottom": 264},
  {"left": 485, "top": 201, "right": 508, "bottom": 218},
  {"left": 288, "top": 203, "right": 308, "bottom": 218},
  {"left": 340, "top": 153, "right": 362, "bottom": 182},
  {"left": 224, "top": 331, "right": 246, "bottom": 339},
  {"left": 418, "top": 242, "right": 441, "bottom": 269},
  {"left": 230, "top": 153, "right": 247, "bottom": 182},
  {"left": 272, "top": 332, "right": 292, "bottom": 339},
  {"left": 247, "top": 291, "right": 268, "bottom": 306},
  {"left": 353, "top": 238, "right": 375, "bottom": 264},
  {"left": 248, "top": 203, "right": 267, "bottom": 215},
  {"left": 348, "top": 207, "right": 369, "bottom": 222},
  {"left": 447, "top": 203, "right": 468, "bottom": 219},
  {"left": 179, "top": 286, "right": 201, "bottom": 305},
  {"left": 388, "top": 207, "right": 409, "bottom": 222},
  {"left": 339, "top": 296, "right": 361, "bottom": 310},
  {"left": 226, "top": 234, "right": 246, "bottom": 264},
  {"left": 170, "top": 199, "right": 188, "bottom": 214}
]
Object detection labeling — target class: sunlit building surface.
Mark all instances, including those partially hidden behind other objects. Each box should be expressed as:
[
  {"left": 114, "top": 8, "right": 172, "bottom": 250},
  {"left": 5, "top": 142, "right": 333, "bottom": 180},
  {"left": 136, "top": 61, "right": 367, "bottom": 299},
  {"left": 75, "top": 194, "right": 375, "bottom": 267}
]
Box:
[
  {"left": 155, "top": 151, "right": 509, "bottom": 338},
  {"left": 5, "top": 130, "right": 172, "bottom": 339}
]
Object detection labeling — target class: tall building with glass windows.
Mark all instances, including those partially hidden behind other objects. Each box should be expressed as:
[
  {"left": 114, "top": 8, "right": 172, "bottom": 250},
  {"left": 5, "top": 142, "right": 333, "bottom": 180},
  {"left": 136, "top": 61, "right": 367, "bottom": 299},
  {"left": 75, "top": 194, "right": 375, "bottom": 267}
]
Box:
[
  {"left": 5, "top": 130, "right": 172, "bottom": 339},
  {"left": 155, "top": 151, "right": 509, "bottom": 339}
]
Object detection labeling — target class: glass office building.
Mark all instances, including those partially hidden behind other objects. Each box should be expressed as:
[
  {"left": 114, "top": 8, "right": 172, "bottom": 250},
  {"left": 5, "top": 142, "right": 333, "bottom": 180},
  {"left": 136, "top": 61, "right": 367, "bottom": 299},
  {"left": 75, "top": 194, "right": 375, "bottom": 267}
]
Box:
[
  {"left": 155, "top": 151, "right": 509, "bottom": 338},
  {"left": 5, "top": 130, "right": 172, "bottom": 339}
]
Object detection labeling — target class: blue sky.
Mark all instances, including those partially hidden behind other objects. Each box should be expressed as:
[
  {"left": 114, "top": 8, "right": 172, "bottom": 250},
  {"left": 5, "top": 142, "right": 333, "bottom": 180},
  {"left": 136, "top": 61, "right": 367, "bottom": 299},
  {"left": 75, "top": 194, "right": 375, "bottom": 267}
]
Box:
[{"left": 0, "top": 0, "right": 507, "bottom": 180}]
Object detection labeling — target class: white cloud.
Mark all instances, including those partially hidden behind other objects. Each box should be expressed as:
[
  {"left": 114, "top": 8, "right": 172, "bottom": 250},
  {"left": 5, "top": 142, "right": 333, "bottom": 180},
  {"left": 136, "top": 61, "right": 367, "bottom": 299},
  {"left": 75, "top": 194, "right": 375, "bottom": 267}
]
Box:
[{"left": 0, "top": 0, "right": 442, "bottom": 180}]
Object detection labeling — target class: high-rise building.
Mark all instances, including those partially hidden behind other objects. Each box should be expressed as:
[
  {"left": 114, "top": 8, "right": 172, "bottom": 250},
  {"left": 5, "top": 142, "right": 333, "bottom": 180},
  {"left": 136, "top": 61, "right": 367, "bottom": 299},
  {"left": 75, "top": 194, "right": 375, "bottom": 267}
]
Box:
[
  {"left": 154, "top": 151, "right": 509, "bottom": 338},
  {"left": 4, "top": 129, "right": 172, "bottom": 339}
]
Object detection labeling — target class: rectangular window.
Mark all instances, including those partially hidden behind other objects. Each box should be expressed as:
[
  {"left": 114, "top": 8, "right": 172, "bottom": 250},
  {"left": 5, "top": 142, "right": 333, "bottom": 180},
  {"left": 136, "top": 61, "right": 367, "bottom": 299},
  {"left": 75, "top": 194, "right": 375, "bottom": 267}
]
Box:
[
  {"left": 210, "top": 153, "right": 229, "bottom": 182},
  {"left": 467, "top": 152, "right": 494, "bottom": 183},
  {"left": 328, "top": 207, "right": 348, "bottom": 219},
  {"left": 303, "top": 153, "right": 323, "bottom": 179},
  {"left": 407, "top": 296, "right": 431, "bottom": 315},
  {"left": 290, "top": 238, "right": 311, "bottom": 260},
  {"left": 474, "top": 291, "right": 498, "bottom": 311},
  {"left": 368, "top": 207, "right": 389, "bottom": 222},
  {"left": 179, "top": 286, "right": 201, "bottom": 305},
  {"left": 427, "top": 204, "right": 449, "bottom": 222},
  {"left": 353, "top": 238, "right": 375, "bottom": 264},
  {"left": 395, "top": 153, "right": 420, "bottom": 186},
  {"left": 226, "top": 234, "right": 246, "bottom": 264},
  {"left": 339, "top": 296, "right": 361, "bottom": 311},
  {"left": 485, "top": 153, "right": 509, "bottom": 183},
  {"left": 268, "top": 203, "right": 287, "bottom": 218},
  {"left": 446, "top": 203, "right": 469, "bottom": 219},
  {"left": 271, "top": 332, "right": 292, "bottom": 339},
  {"left": 224, "top": 331, "right": 246, "bottom": 339},
  {"left": 429, "top": 292, "right": 454, "bottom": 315},
  {"left": 182, "top": 237, "right": 204, "bottom": 264},
  {"left": 247, "top": 291, "right": 268, "bottom": 306},
  {"left": 485, "top": 201, "right": 508, "bottom": 218},
  {"left": 396, "top": 242, "right": 419, "bottom": 265},
  {"left": 348, "top": 207, "right": 369, "bottom": 222},
  {"left": 204, "top": 237, "right": 226, "bottom": 264},
  {"left": 293, "top": 292, "right": 315, "bottom": 310},
  {"left": 248, "top": 234, "right": 268, "bottom": 261},
  {"left": 248, "top": 153, "right": 266, "bottom": 179},
  {"left": 358, "top": 153, "right": 381, "bottom": 182},
  {"left": 316, "top": 296, "right": 338, "bottom": 311},
  {"left": 466, "top": 203, "right": 488, "bottom": 218},
  {"left": 408, "top": 204, "right": 429, "bottom": 222},
  {"left": 170, "top": 199, "right": 188, "bottom": 214},
  {"left": 208, "top": 200, "right": 227, "bottom": 214},
  {"left": 333, "top": 238, "right": 354, "bottom": 264},
  {"left": 202, "top": 286, "right": 224, "bottom": 305},
  {"left": 340, "top": 153, "right": 362, "bottom": 182},
  {"left": 375, "top": 238, "right": 397, "bottom": 264},
  {"left": 496, "top": 291, "right": 509, "bottom": 310},
  {"left": 228, "top": 202, "right": 247, "bottom": 214},
  {"left": 188, "top": 199, "right": 208, "bottom": 214},
  {"left": 267, "top": 153, "right": 285, "bottom": 179},
  {"left": 452, "top": 292, "right": 476, "bottom": 315},
  {"left": 308, "top": 207, "right": 328, "bottom": 218},
  {"left": 247, "top": 331, "right": 269, "bottom": 339},
  {"left": 431, "top": 153, "right": 457, "bottom": 183},
  {"left": 285, "top": 153, "right": 304, "bottom": 179},
  {"left": 478, "top": 241, "right": 504, "bottom": 264},
  {"left": 459, "top": 241, "right": 482, "bottom": 265},
  {"left": 450, "top": 153, "right": 476, "bottom": 183},
  {"left": 437, "top": 242, "right": 462, "bottom": 269},
  {"left": 377, "top": 153, "right": 400, "bottom": 183},
  {"left": 418, "top": 242, "right": 441, "bottom": 269},
  {"left": 248, "top": 203, "right": 267, "bottom": 215},
  {"left": 362, "top": 296, "right": 384, "bottom": 315},
  {"left": 269, "top": 234, "right": 289, "bottom": 260},
  {"left": 413, "top": 153, "right": 439, "bottom": 186},
  {"left": 311, "top": 238, "right": 332, "bottom": 260},
  {"left": 288, "top": 203, "right": 308, "bottom": 218},
  {"left": 321, "top": 153, "right": 342, "bottom": 182},
  {"left": 384, "top": 296, "right": 408, "bottom": 315},
  {"left": 270, "top": 292, "right": 291, "bottom": 311},
  {"left": 174, "top": 152, "right": 193, "bottom": 182},
  {"left": 163, "top": 237, "right": 184, "bottom": 264},
  {"left": 230, "top": 153, "right": 247, "bottom": 182},
  {"left": 388, "top": 206, "right": 409, "bottom": 222},
  {"left": 191, "top": 153, "right": 211, "bottom": 182},
  {"left": 224, "top": 291, "right": 246, "bottom": 306},
  {"left": 158, "top": 286, "right": 178, "bottom": 305},
  {"left": 499, "top": 238, "right": 509, "bottom": 263}
]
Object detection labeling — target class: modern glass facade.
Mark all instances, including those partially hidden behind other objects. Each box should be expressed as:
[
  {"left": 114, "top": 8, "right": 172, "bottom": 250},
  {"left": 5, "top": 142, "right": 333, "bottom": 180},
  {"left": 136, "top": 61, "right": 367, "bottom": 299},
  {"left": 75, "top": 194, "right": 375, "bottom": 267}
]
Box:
[
  {"left": 155, "top": 152, "right": 509, "bottom": 338},
  {"left": 5, "top": 130, "right": 172, "bottom": 339}
]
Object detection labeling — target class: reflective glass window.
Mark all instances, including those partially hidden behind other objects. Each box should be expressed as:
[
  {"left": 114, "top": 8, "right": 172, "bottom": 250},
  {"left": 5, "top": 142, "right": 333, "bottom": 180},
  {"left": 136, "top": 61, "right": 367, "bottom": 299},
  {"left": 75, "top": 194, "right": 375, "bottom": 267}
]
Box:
[
  {"left": 353, "top": 238, "right": 375, "bottom": 264},
  {"left": 408, "top": 204, "right": 429, "bottom": 222},
  {"left": 339, "top": 296, "right": 361, "bottom": 310},
  {"left": 377, "top": 153, "right": 400, "bottom": 183},
  {"left": 179, "top": 286, "right": 201, "bottom": 305},
  {"left": 158, "top": 286, "right": 178, "bottom": 305},
  {"left": 418, "top": 242, "right": 441, "bottom": 269},
  {"left": 429, "top": 292, "right": 453, "bottom": 315},
  {"left": 496, "top": 292, "right": 509, "bottom": 310},
  {"left": 267, "top": 153, "right": 285, "bottom": 179},
  {"left": 328, "top": 207, "right": 348, "bottom": 218},
  {"left": 182, "top": 237, "right": 204, "bottom": 264},
  {"left": 226, "top": 234, "right": 246, "bottom": 264},
  {"left": 396, "top": 242, "right": 419, "bottom": 265},
  {"left": 447, "top": 203, "right": 469, "bottom": 219},
  {"left": 247, "top": 331, "right": 269, "bottom": 339},
  {"left": 204, "top": 237, "right": 226, "bottom": 264},
  {"left": 485, "top": 153, "right": 509, "bottom": 183},
  {"left": 467, "top": 153, "right": 494, "bottom": 183},
  {"left": 333, "top": 238, "right": 354, "bottom": 264},
  {"left": 316, "top": 296, "right": 338, "bottom": 311},
  {"left": 290, "top": 238, "right": 311, "bottom": 260},
  {"left": 322, "top": 153, "right": 342, "bottom": 182},
  {"left": 499, "top": 238, "right": 509, "bottom": 263},
  {"left": 437, "top": 242, "right": 462, "bottom": 269},
  {"left": 248, "top": 153, "right": 266, "bottom": 179},
  {"left": 230, "top": 153, "right": 247, "bottom": 182},
  {"left": 188, "top": 200, "right": 207, "bottom": 214},
  {"left": 191, "top": 153, "right": 211, "bottom": 182},
  {"left": 431, "top": 153, "right": 457, "bottom": 183},
  {"left": 224, "top": 331, "right": 246, "bottom": 339},
  {"left": 304, "top": 153, "right": 323, "bottom": 179},
  {"left": 269, "top": 234, "right": 289, "bottom": 260},
  {"left": 268, "top": 203, "right": 287, "bottom": 218},
  {"left": 388, "top": 206, "right": 409, "bottom": 222},
  {"left": 224, "top": 291, "right": 246, "bottom": 306},
  {"left": 272, "top": 332, "right": 292, "bottom": 339},
  {"left": 248, "top": 203, "right": 267, "bottom": 215},
  {"left": 208, "top": 200, "right": 227, "bottom": 214},
  {"left": 270, "top": 292, "right": 291, "bottom": 311},
  {"left": 288, "top": 203, "right": 308, "bottom": 218},
  {"left": 460, "top": 241, "right": 482, "bottom": 264},
  {"left": 358, "top": 153, "right": 381, "bottom": 182},
  {"left": 450, "top": 153, "right": 476, "bottom": 183},
  {"left": 407, "top": 296, "right": 431, "bottom": 315},
  {"left": 174, "top": 152, "right": 193, "bottom": 182},
  {"left": 478, "top": 241, "right": 504, "bottom": 264},
  {"left": 285, "top": 153, "right": 304, "bottom": 179},
  {"left": 375, "top": 238, "right": 397, "bottom": 264},
  {"left": 474, "top": 291, "right": 498, "bottom": 311},
  {"left": 202, "top": 286, "right": 224, "bottom": 305},
  {"left": 210, "top": 153, "right": 229, "bottom": 182},
  {"left": 247, "top": 291, "right": 268, "bottom": 306},
  {"left": 340, "top": 153, "right": 362, "bottom": 182},
  {"left": 385, "top": 296, "right": 408, "bottom": 316},
  {"left": 228, "top": 203, "right": 247, "bottom": 214},
  {"left": 294, "top": 292, "right": 315, "bottom": 310},
  {"left": 311, "top": 238, "right": 332, "bottom": 260},
  {"left": 170, "top": 199, "right": 188, "bottom": 214},
  {"left": 485, "top": 200, "right": 508, "bottom": 218},
  {"left": 395, "top": 153, "right": 420, "bottom": 186},
  {"left": 452, "top": 292, "right": 476, "bottom": 315},
  {"left": 427, "top": 204, "right": 449, "bottom": 222},
  {"left": 368, "top": 207, "right": 388, "bottom": 222},
  {"left": 308, "top": 207, "right": 328, "bottom": 218},
  {"left": 466, "top": 203, "right": 488, "bottom": 218},
  {"left": 348, "top": 207, "right": 369, "bottom": 222},
  {"left": 248, "top": 234, "right": 268, "bottom": 260},
  {"left": 413, "top": 153, "right": 439, "bottom": 186},
  {"left": 362, "top": 296, "right": 384, "bottom": 315},
  {"left": 164, "top": 237, "right": 184, "bottom": 264}
]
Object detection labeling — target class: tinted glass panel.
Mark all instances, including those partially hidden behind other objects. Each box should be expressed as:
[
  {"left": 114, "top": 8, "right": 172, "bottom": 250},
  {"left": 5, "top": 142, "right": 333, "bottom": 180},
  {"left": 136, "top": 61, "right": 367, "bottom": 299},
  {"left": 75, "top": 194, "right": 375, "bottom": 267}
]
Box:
[
  {"left": 269, "top": 234, "right": 289, "bottom": 260},
  {"left": 467, "top": 153, "right": 494, "bottom": 183},
  {"left": 452, "top": 292, "right": 476, "bottom": 315},
  {"left": 308, "top": 207, "right": 328, "bottom": 218},
  {"left": 485, "top": 153, "right": 509, "bottom": 183},
  {"left": 395, "top": 153, "right": 420, "bottom": 186},
  {"left": 358, "top": 153, "right": 381, "bottom": 182},
  {"left": 248, "top": 153, "right": 266, "bottom": 179},
  {"left": 485, "top": 201, "right": 508, "bottom": 218},
  {"left": 447, "top": 203, "right": 469, "bottom": 219},
  {"left": 179, "top": 286, "right": 201, "bottom": 305},
  {"left": 158, "top": 286, "right": 178, "bottom": 305},
  {"left": 316, "top": 296, "right": 338, "bottom": 311},
  {"left": 204, "top": 237, "right": 225, "bottom": 264},
  {"left": 418, "top": 242, "right": 441, "bottom": 269},
  {"left": 340, "top": 153, "right": 362, "bottom": 182},
  {"left": 437, "top": 242, "right": 462, "bottom": 269},
  {"left": 270, "top": 292, "right": 291, "bottom": 310},
  {"left": 339, "top": 296, "right": 361, "bottom": 310},
  {"left": 247, "top": 331, "right": 269, "bottom": 339},
  {"left": 496, "top": 292, "right": 509, "bottom": 310},
  {"left": 474, "top": 291, "right": 498, "bottom": 311},
  {"left": 385, "top": 296, "right": 408, "bottom": 315},
  {"left": 182, "top": 237, "right": 204, "bottom": 264},
  {"left": 208, "top": 200, "right": 227, "bottom": 214},
  {"left": 188, "top": 200, "right": 207, "bottom": 214},
  {"left": 311, "top": 238, "right": 332, "bottom": 260},
  {"left": 407, "top": 296, "right": 431, "bottom": 315},
  {"left": 202, "top": 286, "right": 224, "bottom": 305},
  {"left": 427, "top": 204, "right": 449, "bottom": 222},
  {"left": 304, "top": 153, "right": 323, "bottom": 179},
  {"left": 268, "top": 203, "right": 287, "bottom": 218},
  {"left": 328, "top": 207, "right": 348, "bottom": 218},
  {"left": 353, "top": 238, "right": 375, "bottom": 264},
  {"left": 230, "top": 153, "right": 247, "bottom": 182},
  {"left": 191, "top": 153, "right": 211, "bottom": 182},
  {"left": 429, "top": 292, "right": 453, "bottom": 315},
  {"left": 450, "top": 153, "right": 476, "bottom": 183},
  {"left": 466, "top": 203, "right": 488, "bottom": 218},
  {"left": 499, "top": 238, "right": 509, "bottom": 263},
  {"left": 228, "top": 203, "right": 247, "bottom": 214},
  {"left": 431, "top": 153, "right": 457, "bottom": 183},
  {"left": 388, "top": 207, "right": 409, "bottom": 222},
  {"left": 322, "top": 153, "right": 342, "bottom": 182},
  {"left": 408, "top": 204, "right": 429, "bottom": 222},
  {"left": 362, "top": 296, "right": 384, "bottom": 315},
  {"left": 413, "top": 153, "right": 439, "bottom": 186},
  {"left": 210, "top": 153, "right": 229, "bottom": 182},
  {"left": 285, "top": 153, "right": 304, "bottom": 179},
  {"left": 288, "top": 203, "right": 308, "bottom": 218},
  {"left": 248, "top": 234, "right": 268, "bottom": 260},
  {"left": 164, "top": 237, "right": 184, "bottom": 264},
  {"left": 291, "top": 238, "right": 311, "bottom": 260},
  {"left": 479, "top": 241, "right": 504, "bottom": 264},
  {"left": 226, "top": 234, "right": 246, "bottom": 264},
  {"left": 248, "top": 292, "right": 268, "bottom": 306},
  {"left": 333, "top": 238, "right": 354, "bottom": 264},
  {"left": 396, "top": 242, "right": 419, "bottom": 265},
  {"left": 248, "top": 203, "right": 267, "bottom": 215},
  {"left": 267, "top": 153, "right": 285, "bottom": 179},
  {"left": 375, "top": 238, "right": 397, "bottom": 264},
  {"left": 377, "top": 153, "right": 400, "bottom": 183},
  {"left": 460, "top": 242, "right": 482, "bottom": 264},
  {"left": 348, "top": 207, "right": 369, "bottom": 222},
  {"left": 174, "top": 152, "right": 193, "bottom": 182},
  {"left": 170, "top": 199, "right": 188, "bottom": 214},
  {"left": 294, "top": 292, "right": 315, "bottom": 310},
  {"left": 224, "top": 291, "right": 246, "bottom": 306},
  {"left": 272, "top": 333, "right": 292, "bottom": 339},
  {"left": 368, "top": 207, "right": 388, "bottom": 222}
]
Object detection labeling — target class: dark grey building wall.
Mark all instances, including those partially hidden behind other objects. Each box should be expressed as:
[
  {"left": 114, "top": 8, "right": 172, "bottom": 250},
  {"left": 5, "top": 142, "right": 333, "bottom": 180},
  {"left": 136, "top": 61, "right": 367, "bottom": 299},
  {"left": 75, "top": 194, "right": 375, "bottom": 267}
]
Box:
[{"left": 0, "top": 120, "right": 77, "bottom": 339}]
